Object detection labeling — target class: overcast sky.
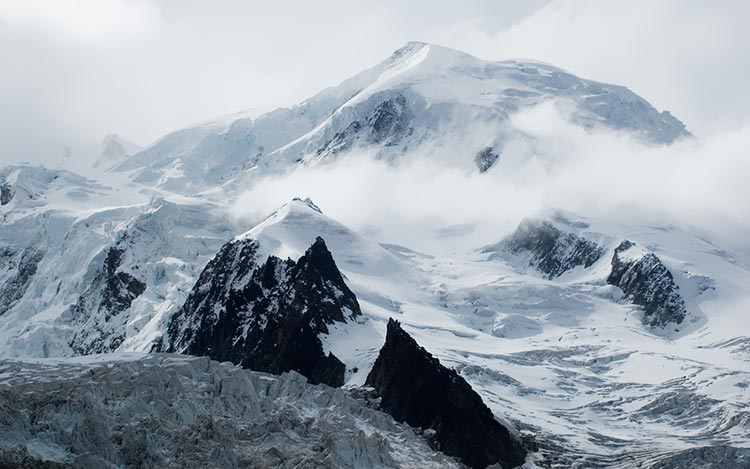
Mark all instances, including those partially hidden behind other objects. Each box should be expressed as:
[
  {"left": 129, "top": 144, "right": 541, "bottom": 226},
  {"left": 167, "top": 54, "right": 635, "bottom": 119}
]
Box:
[{"left": 1, "top": 0, "right": 749, "bottom": 165}]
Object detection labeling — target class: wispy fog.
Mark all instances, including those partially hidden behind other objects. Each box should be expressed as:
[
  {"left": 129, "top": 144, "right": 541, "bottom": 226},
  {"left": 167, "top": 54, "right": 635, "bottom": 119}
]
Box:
[{"left": 233, "top": 103, "right": 750, "bottom": 252}]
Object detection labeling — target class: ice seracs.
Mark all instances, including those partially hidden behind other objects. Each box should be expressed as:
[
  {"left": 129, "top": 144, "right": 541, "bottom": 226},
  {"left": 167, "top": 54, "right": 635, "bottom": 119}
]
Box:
[{"left": 0, "top": 355, "right": 463, "bottom": 468}]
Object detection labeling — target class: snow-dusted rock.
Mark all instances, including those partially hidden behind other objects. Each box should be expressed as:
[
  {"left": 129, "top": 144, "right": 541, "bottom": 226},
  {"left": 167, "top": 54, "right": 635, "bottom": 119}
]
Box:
[
  {"left": 70, "top": 246, "right": 146, "bottom": 354},
  {"left": 483, "top": 218, "right": 605, "bottom": 279},
  {"left": 607, "top": 240, "right": 687, "bottom": 330}
]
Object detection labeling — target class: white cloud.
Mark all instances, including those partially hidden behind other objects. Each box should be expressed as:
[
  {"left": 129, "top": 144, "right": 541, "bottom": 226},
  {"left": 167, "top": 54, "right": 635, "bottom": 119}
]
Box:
[
  {"left": 0, "top": 0, "right": 160, "bottom": 43},
  {"left": 232, "top": 103, "right": 750, "bottom": 252}
]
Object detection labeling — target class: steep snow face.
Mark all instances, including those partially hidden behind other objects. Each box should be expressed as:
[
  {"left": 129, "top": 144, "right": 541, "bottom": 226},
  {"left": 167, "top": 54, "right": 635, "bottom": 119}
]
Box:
[
  {"left": 68, "top": 200, "right": 240, "bottom": 355},
  {"left": 112, "top": 42, "right": 689, "bottom": 194},
  {"left": 0, "top": 354, "right": 462, "bottom": 468}
]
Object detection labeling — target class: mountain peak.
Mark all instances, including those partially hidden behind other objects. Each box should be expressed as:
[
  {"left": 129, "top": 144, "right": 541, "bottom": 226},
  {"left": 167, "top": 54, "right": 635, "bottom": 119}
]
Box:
[
  {"left": 110, "top": 42, "right": 689, "bottom": 192},
  {"left": 291, "top": 197, "right": 322, "bottom": 213}
]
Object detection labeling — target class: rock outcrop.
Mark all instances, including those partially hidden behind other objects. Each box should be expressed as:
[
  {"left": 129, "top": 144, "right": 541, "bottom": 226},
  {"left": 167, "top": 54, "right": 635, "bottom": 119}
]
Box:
[
  {"left": 316, "top": 94, "right": 414, "bottom": 158},
  {"left": 607, "top": 240, "right": 687, "bottom": 329},
  {"left": 474, "top": 146, "right": 500, "bottom": 172},
  {"left": 161, "top": 236, "right": 361, "bottom": 387},
  {"left": 365, "top": 319, "right": 527, "bottom": 469},
  {"left": 70, "top": 246, "right": 147, "bottom": 354},
  {"left": 0, "top": 181, "right": 12, "bottom": 205},
  {"left": 483, "top": 219, "right": 604, "bottom": 278},
  {"left": 0, "top": 246, "right": 43, "bottom": 316}
]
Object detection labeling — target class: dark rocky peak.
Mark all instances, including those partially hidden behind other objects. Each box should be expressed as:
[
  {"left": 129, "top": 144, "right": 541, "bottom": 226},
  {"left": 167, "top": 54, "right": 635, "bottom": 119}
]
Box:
[
  {"left": 482, "top": 218, "right": 604, "bottom": 279},
  {"left": 365, "top": 318, "right": 527, "bottom": 469},
  {"left": 287, "top": 237, "right": 361, "bottom": 334},
  {"left": 160, "top": 236, "right": 360, "bottom": 387},
  {"left": 607, "top": 240, "right": 687, "bottom": 330}
]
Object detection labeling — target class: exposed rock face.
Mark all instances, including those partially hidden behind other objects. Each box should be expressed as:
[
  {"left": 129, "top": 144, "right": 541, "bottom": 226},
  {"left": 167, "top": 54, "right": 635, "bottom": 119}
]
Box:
[
  {"left": 161, "top": 236, "right": 361, "bottom": 387},
  {"left": 70, "top": 246, "right": 147, "bottom": 354},
  {"left": 0, "top": 181, "right": 12, "bottom": 205},
  {"left": 316, "top": 95, "right": 413, "bottom": 158},
  {"left": 0, "top": 355, "right": 461, "bottom": 469},
  {"left": 475, "top": 146, "right": 500, "bottom": 172},
  {"left": 0, "top": 246, "right": 43, "bottom": 316},
  {"left": 365, "top": 319, "right": 527, "bottom": 469},
  {"left": 607, "top": 240, "right": 687, "bottom": 329},
  {"left": 483, "top": 219, "right": 605, "bottom": 278}
]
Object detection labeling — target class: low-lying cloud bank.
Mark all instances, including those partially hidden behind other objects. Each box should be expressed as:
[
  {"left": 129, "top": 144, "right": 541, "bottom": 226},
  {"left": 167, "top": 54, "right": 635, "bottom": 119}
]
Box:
[{"left": 233, "top": 103, "right": 750, "bottom": 254}]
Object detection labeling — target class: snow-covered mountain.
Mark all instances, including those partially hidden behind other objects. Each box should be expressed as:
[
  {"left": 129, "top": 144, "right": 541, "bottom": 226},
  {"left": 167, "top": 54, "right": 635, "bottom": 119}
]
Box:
[
  {"left": 109, "top": 42, "right": 689, "bottom": 194},
  {"left": 0, "top": 42, "right": 747, "bottom": 468}
]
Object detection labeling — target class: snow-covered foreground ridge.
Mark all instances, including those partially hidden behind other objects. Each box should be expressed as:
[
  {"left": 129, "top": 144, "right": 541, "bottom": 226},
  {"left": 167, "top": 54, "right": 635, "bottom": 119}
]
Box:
[{"left": 0, "top": 42, "right": 748, "bottom": 468}]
